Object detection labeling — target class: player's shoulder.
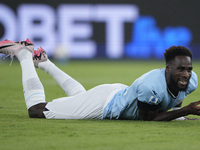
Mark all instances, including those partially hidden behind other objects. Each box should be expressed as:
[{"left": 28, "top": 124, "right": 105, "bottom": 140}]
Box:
[
  {"left": 136, "top": 81, "right": 164, "bottom": 105},
  {"left": 137, "top": 68, "right": 166, "bottom": 85},
  {"left": 187, "top": 71, "right": 198, "bottom": 93},
  {"left": 136, "top": 68, "right": 166, "bottom": 102},
  {"left": 191, "top": 71, "right": 198, "bottom": 82}
]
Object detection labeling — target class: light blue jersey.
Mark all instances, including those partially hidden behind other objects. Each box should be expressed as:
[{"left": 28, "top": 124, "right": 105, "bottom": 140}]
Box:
[{"left": 102, "top": 68, "right": 198, "bottom": 120}]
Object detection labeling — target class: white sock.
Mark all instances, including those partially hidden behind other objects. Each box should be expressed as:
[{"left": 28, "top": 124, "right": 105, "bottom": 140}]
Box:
[
  {"left": 38, "top": 60, "right": 86, "bottom": 96},
  {"left": 18, "top": 49, "right": 46, "bottom": 109}
]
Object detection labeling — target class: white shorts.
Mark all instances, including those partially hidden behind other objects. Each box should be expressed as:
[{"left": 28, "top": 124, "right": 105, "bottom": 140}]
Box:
[{"left": 43, "top": 83, "right": 127, "bottom": 119}]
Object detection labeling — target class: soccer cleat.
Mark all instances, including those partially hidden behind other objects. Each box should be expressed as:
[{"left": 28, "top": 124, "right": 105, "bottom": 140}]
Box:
[
  {"left": 0, "top": 38, "right": 34, "bottom": 59},
  {"left": 18, "top": 38, "right": 34, "bottom": 51},
  {"left": 32, "top": 47, "right": 48, "bottom": 68}
]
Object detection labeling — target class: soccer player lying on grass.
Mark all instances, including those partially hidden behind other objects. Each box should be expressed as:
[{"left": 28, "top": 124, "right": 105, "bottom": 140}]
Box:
[{"left": 0, "top": 39, "right": 200, "bottom": 121}]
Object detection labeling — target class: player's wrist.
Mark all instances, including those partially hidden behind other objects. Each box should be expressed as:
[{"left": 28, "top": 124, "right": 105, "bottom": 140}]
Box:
[
  {"left": 172, "top": 106, "right": 190, "bottom": 117},
  {"left": 172, "top": 107, "right": 186, "bottom": 120},
  {"left": 179, "top": 105, "right": 191, "bottom": 116}
]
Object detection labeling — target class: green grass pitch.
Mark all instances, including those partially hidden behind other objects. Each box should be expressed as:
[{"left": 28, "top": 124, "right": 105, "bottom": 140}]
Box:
[{"left": 0, "top": 59, "right": 200, "bottom": 150}]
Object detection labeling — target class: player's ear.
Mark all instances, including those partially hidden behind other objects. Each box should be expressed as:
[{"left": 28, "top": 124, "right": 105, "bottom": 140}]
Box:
[{"left": 166, "top": 64, "right": 170, "bottom": 72}]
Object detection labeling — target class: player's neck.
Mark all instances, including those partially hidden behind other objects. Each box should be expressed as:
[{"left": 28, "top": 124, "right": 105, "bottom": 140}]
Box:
[
  {"left": 167, "top": 87, "right": 178, "bottom": 99},
  {"left": 165, "top": 72, "right": 179, "bottom": 97}
]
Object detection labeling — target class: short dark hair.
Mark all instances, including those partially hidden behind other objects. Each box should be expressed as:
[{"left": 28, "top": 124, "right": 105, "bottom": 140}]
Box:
[{"left": 164, "top": 46, "right": 192, "bottom": 63}]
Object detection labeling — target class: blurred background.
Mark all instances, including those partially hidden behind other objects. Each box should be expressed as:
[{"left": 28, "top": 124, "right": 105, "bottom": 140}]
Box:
[{"left": 1, "top": 0, "right": 200, "bottom": 60}]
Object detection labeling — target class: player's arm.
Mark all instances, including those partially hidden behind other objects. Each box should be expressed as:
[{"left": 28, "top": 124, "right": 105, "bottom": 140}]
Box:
[
  {"left": 137, "top": 100, "right": 200, "bottom": 121},
  {"left": 172, "top": 102, "right": 200, "bottom": 120},
  {"left": 137, "top": 100, "right": 160, "bottom": 120},
  {"left": 172, "top": 103, "right": 186, "bottom": 120}
]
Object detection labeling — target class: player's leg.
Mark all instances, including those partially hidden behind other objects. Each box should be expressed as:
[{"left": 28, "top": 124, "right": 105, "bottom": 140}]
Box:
[
  {"left": 44, "top": 84, "right": 127, "bottom": 119},
  {"left": 33, "top": 47, "right": 86, "bottom": 96},
  {"left": 0, "top": 39, "right": 46, "bottom": 118}
]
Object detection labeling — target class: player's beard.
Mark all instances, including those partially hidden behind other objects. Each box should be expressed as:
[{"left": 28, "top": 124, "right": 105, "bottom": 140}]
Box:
[{"left": 169, "top": 74, "right": 189, "bottom": 91}]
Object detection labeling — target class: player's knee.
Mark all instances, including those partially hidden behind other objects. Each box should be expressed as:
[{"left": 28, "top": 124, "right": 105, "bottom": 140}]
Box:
[{"left": 28, "top": 103, "right": 47, "bottom": 118}]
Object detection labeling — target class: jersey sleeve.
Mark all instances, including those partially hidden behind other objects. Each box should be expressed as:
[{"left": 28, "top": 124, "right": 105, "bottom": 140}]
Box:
[
  {"left": 137, "top": 83, "right": 161, "bottom": 105},
  {"left": 187, "top": 71, "right": 198, "bottom": 94}
]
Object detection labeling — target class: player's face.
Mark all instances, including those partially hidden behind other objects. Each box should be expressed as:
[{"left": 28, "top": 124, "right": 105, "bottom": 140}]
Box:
[{"left": 166, "top": 56, "right": 192, "bottom": 91}]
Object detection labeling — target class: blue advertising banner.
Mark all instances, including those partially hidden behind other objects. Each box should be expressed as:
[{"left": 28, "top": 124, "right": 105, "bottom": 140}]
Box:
[{"left": 0, "top": 0, "right": 200, "bottom": 59}]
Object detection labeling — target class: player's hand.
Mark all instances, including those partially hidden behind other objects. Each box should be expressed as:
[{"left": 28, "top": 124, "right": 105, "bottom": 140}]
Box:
[{"left": 186, "top": 101, "right": 200, "bottom": 115}]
